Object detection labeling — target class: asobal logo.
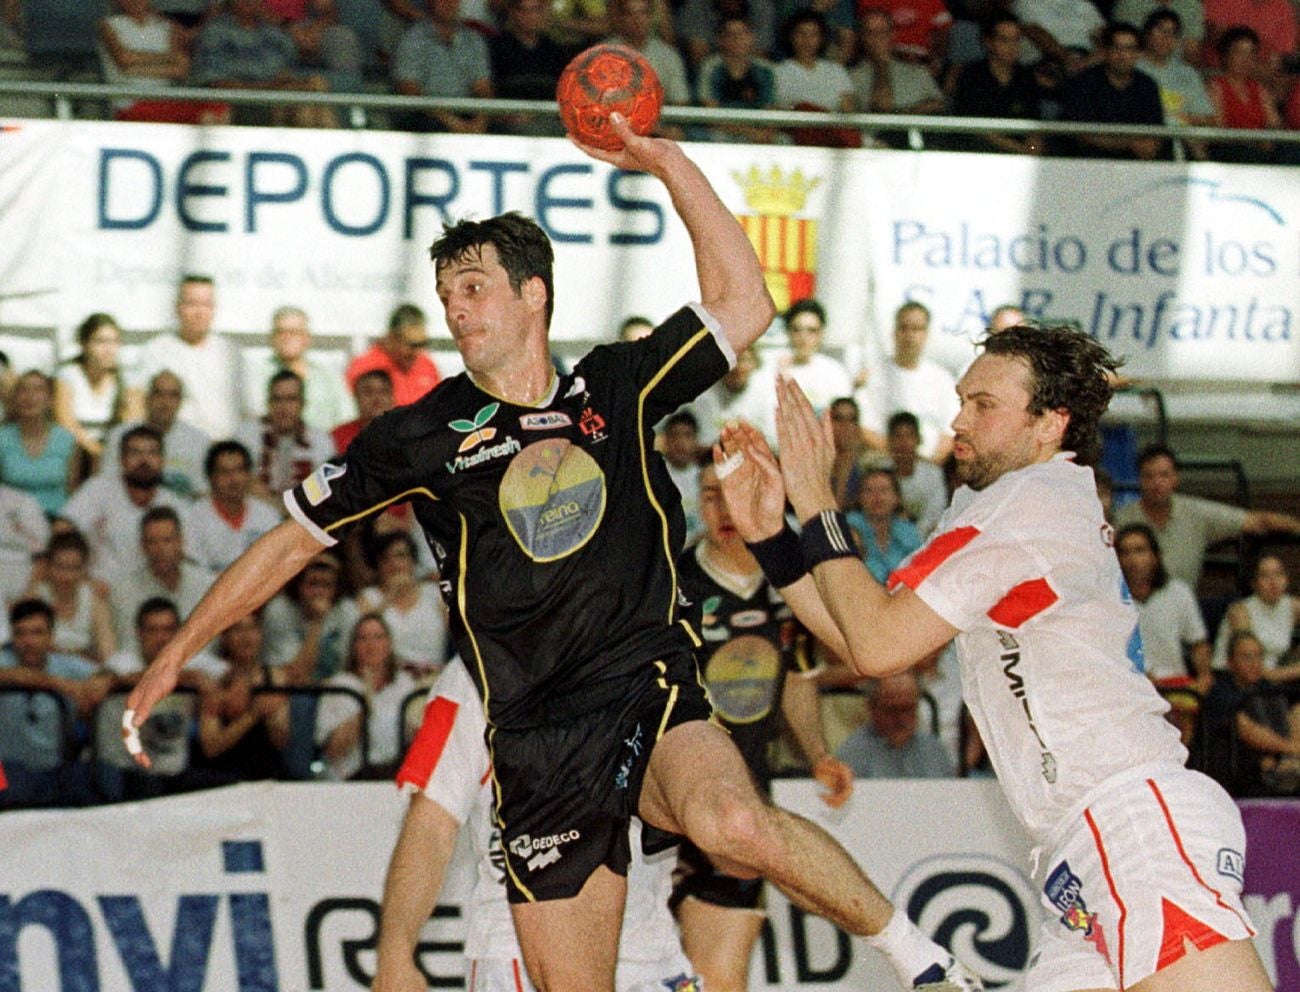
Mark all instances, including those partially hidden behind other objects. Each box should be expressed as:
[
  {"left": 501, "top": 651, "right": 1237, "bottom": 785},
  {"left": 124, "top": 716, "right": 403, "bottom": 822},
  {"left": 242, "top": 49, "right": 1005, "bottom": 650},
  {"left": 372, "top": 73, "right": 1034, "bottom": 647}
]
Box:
[{"left": 450, "top": 403, "right": 500, "bottom": 453}]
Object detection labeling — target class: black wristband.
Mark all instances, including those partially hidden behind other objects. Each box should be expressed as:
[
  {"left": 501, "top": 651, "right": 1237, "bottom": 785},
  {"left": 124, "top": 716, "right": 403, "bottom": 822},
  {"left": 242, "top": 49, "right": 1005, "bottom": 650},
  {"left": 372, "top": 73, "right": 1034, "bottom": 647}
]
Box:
[
  {"left": 800, "top": 510, "right": 858, "bottom": 569},
  {"left": 745, "top": 523, "right": 808, "bottom": 589}
]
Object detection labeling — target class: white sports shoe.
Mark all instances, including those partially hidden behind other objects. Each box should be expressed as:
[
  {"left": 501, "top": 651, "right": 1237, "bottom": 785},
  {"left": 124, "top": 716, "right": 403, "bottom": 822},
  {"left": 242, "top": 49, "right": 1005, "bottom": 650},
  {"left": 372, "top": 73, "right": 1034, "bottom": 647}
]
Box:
[{"left": 911, "top": 958, "right": 985, "bottom": 991}]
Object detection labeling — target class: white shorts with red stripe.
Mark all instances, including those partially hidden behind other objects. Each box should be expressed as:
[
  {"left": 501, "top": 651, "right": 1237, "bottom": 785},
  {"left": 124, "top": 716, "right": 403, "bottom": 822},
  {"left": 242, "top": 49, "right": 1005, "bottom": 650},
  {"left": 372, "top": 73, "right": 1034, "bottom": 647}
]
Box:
[
  {"left": 1024, "top": 766, "right": 1256, "bottom": 992},
  {"left": 466, "top": 955, "right": 702, "bottom": 992}
]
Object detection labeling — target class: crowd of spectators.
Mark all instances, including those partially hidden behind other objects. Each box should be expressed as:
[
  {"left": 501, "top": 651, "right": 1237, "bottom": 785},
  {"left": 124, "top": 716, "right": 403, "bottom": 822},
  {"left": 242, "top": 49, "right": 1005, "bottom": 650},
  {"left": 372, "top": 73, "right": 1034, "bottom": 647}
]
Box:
[
  {"left": 2, "top": 0, "right": 1296, "bottom": 156},
  {"left": 2, "top": 277, "right": 1299, "bottom": 810}
]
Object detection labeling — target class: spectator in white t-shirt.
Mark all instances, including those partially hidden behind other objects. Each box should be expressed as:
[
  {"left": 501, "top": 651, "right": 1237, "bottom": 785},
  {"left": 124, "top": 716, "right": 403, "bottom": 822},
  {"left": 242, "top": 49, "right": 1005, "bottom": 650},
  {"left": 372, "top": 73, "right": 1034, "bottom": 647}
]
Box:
[
  {"left": 857, "top": 301, "right": 959, "bottom": 462},
  {"left": 885, "top": 411, "right": 948, "bottom": 538},
  {"left": 0, "top": 483, "right": 49, "bottom": 607},
  {"left": 109, "top": 506, "right": 214, "bottom": 653},
  {"left": 58, "top": 425, "right": 193, "bottom": 582},
  {"left": 187, "top": 440, "right": 282, "bottom": 574},
  {"left": 770, "top": 298, "right": 854, "bottom": 415},
  {"left": 356, "top": 531, "right": 449, "bottom": 679},
  {"left": 659, "top": 411, "right": 703, "bottom": 544},
  {"left": 136, "top": 275, "right": 243, "bottom": 439},
  {"left": 101, "top": 370, "right": 211, "bottom": 500},
  {"left": 1116, "top": 522, "right": 1211, "bottom": 689},
  {"left": 1211, "top": 554, "right": 1300, "bottom": 679}
]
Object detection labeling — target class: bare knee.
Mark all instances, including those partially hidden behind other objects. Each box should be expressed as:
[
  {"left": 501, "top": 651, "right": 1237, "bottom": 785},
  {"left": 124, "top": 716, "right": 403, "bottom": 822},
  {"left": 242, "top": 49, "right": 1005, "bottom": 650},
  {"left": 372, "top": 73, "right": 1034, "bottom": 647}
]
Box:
[{"left": 689, "top": 787, "right": 779, "bottom": 877}]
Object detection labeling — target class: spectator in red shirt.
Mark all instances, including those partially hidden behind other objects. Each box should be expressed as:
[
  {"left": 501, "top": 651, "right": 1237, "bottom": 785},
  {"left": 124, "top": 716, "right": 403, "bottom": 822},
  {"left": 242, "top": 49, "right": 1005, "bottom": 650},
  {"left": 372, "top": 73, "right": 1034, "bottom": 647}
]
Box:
[
  {"left": 332, "top": 369, "right": 396, "bottom": 453},
  {"left": 858, "top": 0, "right": 951, "bottom": 66},
  {"left": 344, "top": 304, "right": 442, "bottom": 407}
]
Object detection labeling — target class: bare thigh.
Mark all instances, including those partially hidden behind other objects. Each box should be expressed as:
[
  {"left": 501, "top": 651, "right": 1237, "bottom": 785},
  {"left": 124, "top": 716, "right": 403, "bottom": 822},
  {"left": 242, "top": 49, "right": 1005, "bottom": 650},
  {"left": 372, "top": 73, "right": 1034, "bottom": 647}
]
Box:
[{"left": 509, "top": 865, "right": 626, "bottom": 992}]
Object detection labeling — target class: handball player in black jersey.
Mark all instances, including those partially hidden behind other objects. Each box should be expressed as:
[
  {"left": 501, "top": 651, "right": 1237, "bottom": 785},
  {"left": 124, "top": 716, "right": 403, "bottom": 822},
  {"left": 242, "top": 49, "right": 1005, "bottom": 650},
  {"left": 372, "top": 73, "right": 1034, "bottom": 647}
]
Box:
[
  {"left": 125, "top": 115, "right": 983, "bottom": 992},
  {"left": 673, "top": 461, "right": 854, "bottom": 992}
]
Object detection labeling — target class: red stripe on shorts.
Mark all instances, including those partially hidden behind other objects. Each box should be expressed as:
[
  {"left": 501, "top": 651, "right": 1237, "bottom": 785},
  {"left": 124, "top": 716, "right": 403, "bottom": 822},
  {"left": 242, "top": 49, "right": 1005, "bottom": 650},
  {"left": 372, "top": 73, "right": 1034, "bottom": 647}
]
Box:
[
  {"left": 1084, "top": 807, "right": 1127, "bottom": 989},
  {"left": 395, "top": 696, "right": 460, "bottom": 790},
  {"left": 887, "top": 526, "right": 981, "bottom": 590},
  {"left": 1146, "top": 778, "right": 1254, "bottom": 940},
  {"left": 512, "top": 958, "right": 526, "bottom": 992},
  {"left": 986, "top": 578, "right": 1059, "bottom": 628}
]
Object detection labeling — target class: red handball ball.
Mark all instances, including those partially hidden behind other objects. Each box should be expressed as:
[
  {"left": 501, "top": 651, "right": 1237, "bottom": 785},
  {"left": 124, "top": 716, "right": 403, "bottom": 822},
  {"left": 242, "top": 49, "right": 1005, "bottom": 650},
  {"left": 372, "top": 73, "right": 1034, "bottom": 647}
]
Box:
[{"left": 556, "top": 44, "right": 664, "bottom": 151}]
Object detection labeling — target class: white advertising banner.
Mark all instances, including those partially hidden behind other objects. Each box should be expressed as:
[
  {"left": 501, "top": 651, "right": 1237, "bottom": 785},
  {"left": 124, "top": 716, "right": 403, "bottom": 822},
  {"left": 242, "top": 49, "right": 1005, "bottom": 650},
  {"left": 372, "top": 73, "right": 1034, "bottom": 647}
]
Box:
[
  {"left": 1, "top": 781, "right": 1298, "bottom": 990},
  {"left": 1, "top": 120, "right": 1296, "bottom": 383}
]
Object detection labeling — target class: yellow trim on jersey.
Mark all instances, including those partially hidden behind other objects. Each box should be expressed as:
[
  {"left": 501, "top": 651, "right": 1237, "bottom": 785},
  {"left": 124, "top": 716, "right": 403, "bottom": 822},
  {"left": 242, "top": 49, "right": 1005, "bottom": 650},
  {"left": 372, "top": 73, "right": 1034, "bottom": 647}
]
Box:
[
  {"left": 323, "top": 486, "right": 438, "bottom": 534},
  {"left": 486, "top": 724, "right": 538, "bottom": 903},
  {"left": 678, "top": 618, "right": 702, "bottom": 648},
  {"left": 456, "top": 512, "right": 492, "bottom": 722},
  {"left": 652, "top": 658, "right": 680, "bottom": 741},
  {"left": 637, "top": 327, "right": 712, "bottom": 623}
]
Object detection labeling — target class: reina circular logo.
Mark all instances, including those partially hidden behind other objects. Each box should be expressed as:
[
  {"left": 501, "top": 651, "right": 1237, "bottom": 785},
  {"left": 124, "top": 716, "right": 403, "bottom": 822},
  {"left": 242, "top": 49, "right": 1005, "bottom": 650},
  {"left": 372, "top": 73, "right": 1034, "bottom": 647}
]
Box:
[
  {"left": 704, "top": 634, "right": 781, "bottom": 724},
  {"left": 892, "top": 855, "right": 1037, "bottom": 988},
  {"left": 498, "top": 438, "right": 607, "bottom": 562}
]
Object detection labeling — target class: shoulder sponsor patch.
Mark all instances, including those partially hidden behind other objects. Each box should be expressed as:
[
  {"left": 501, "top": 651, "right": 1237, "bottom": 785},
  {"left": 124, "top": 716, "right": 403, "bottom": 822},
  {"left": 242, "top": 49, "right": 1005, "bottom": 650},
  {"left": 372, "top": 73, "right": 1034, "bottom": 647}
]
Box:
[
  {"left": 519, "top": 411, "right": 573, "bottom": 430},
  {"left": 1216, "top": 848, "right": 1244, "bottom": 884},
  {"left": 302, "top": 462, "right": 347, "bottom": 506}
]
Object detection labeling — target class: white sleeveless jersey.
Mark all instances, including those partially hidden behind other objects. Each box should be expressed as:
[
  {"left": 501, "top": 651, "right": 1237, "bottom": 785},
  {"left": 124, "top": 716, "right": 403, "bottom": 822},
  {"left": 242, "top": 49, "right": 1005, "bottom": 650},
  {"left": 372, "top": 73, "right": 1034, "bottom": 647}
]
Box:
[
  {"left": 888, "top": 455, "right": 1186, "bottom": 844},
  {"left": 397, "top": 660, "right": 685, "bottom": 967}
]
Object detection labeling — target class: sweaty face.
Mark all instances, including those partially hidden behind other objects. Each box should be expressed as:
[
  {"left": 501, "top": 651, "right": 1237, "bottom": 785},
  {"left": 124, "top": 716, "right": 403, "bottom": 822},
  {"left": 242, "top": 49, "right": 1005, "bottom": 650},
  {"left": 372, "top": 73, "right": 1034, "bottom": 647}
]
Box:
[
  {"left": 436, "top": 244, "right": 539, "bottom": 377},
  {"left": 950, "top": 354, "right": 1053, "bottom": 491}
]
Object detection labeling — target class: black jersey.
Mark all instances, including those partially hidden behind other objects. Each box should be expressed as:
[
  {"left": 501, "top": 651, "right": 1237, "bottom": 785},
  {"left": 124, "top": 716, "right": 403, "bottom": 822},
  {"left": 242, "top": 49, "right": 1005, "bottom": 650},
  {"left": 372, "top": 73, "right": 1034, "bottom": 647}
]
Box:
[
  {"left": 676, "top": 543, "right": 814, "bottom": 784},
  {"left": 288, "top": 305, "right": 731, "bottom": 729}
]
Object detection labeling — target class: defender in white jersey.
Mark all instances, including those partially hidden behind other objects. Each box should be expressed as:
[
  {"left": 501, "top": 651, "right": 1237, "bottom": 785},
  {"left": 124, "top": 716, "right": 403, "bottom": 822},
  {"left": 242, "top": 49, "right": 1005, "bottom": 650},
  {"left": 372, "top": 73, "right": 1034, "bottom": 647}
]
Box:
[
  {"left": 718, "top": 325, "right": 1270, "bottom": 992},
  {"left": 372, "top": 659, "right": 700, "bottom": 992}
]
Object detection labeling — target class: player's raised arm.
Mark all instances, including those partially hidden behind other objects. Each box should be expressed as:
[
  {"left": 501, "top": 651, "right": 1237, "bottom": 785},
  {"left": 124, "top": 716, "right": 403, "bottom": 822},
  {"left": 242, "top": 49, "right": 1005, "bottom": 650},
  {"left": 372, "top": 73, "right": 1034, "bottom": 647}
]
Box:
[
  {"left": 573, "top": 113, "right": 775, "bottom": 355},
  {"left": 123, "top": 519, "right": 324, "bottom": 765}
]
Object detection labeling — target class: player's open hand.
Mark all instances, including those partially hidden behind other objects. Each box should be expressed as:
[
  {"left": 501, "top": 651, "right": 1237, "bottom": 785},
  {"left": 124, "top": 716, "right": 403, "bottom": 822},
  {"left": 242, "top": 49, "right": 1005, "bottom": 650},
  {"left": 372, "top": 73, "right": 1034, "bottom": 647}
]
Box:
[
  {"left": 812, "top": 754, "right": 854, "bottom": 809},
  {"left": 715, "top": 421, "right": 787, "bottom": 542},
  {"left": 774, "top": 375, "right": 838, "bottom": 523},
  {"left": 569, "top": 112, "right": 678, "bottom": 176}
]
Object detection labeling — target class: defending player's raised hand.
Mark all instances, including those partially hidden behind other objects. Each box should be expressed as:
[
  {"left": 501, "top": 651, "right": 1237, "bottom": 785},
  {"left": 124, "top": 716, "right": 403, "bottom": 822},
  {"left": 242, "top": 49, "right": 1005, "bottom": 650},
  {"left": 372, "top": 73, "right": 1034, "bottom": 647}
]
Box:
[
  {"left": 774, "top": 375, "right": 838, "bottom": 523},
  {"left": 812, "top": 755, "right": 855, "bottom": 809},
  {"left": 714, "top": 421, "right": 786, "bottom": 542},
  {"left": 569, "top": 111, "right": 678, "bottom": 176}
]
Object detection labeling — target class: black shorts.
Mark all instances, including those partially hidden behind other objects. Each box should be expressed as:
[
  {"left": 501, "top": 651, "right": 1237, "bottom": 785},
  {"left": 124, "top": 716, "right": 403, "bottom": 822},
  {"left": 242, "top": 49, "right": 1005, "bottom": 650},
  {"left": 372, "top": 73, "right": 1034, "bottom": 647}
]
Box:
[
  {"left": 672, "top": 837, "right": 766, "bottom": 912},
  {"left": 492, "top": 652, "right": 712, "bottom": 903}
]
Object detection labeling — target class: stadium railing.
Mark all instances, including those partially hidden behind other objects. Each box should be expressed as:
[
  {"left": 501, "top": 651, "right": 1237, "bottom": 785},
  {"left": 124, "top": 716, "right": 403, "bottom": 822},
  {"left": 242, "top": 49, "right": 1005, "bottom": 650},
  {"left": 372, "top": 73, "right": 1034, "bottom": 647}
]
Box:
[{"left": 1, "top": 78, "right": 1298, "bottom": 159}]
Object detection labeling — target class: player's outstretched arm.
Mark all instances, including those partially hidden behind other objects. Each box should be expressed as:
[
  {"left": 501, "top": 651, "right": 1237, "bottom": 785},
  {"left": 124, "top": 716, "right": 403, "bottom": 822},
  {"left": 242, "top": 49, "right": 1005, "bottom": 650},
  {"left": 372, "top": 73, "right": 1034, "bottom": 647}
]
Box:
[
  {"left": 781, "top": 671, "right": 853, "bottom": 808},
  {"left": 773, "top": 376, "right": 959, "bottom": 677},
  {"left": 373, "top": 793, "right": 461, "bottom": 992},
  {"left": 123, "top": 520, "right": 324, "bottom": 766},
  {"left": 572, "top": 113, "right": 774, "bottom": 355}
]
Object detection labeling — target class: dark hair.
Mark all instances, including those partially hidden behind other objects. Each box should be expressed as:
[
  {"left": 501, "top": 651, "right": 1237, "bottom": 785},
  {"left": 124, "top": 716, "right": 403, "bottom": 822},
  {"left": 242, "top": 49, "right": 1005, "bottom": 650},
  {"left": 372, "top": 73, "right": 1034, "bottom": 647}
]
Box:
[
  {"left": 387, "top": 303, "right": 426, "bottom": 334},
  {"left": 977, "top": 324, "right": 1121, "bottom": 467},
  {"left": 268, "top": 368, "right": 305, "bottom": 398},
  {"left": 141, "top": 505, "right": 182, "bottom": 533},
  {"left": 347, "top": 612, "right": 399, "bottom": 681},
  {"left": 1226, "top": 628, "right": 1262, "bottom": 662},
  {"left": 886, "top": 410, "right": 920, "bottom": 435},
  {"left": 1216, "top": 25, "right": 1259, "bottom": 62},
  {"left": 782, "top": 9, "right": 828, "bottom": 56},
  {"left": 205, "top": 439, "right": 253, "bottom": 478},
  {"left": 120, "top": 424, "right": 164, "bottom": 459},
  {"left": 46, "top": 529, "right": 90, "bottom": 560},
  {"left": 619, "top": 315, "right": 654, "bottom": 339},
  {"left": 72, "top": 308, "right": 129, "bottom": 426},
  {"left": 1116, "top": 522, "right": 1168, "bottom": 591},
  {"left": 1141, "top": 8, "right": 1181, "bottom": 37},
  {"left": 354, "top": 368, "right": 394, "bottom": 392},
  {"left": 136, "top": 596, "right": 180, "bottom": 629},
  {"left": 1102, "top": 21, "right": 1141, "bottom": 47},
  {"left": 784, "top": 297, "right": 827, "bottom": 328},
  {"left": 895, "top": 300, "right": 930, "bottom": 325},
  {"left": 1249, "top": 552, "right": 1286, "bottom": 583},
  {"left": 1136, "top": 442, "right": 1178, "bottom": 472},
  {"left": 10, "top": 597, "right": 54, "bottom": 629},
  {"left": 980, "top": 11, "right": 1019, "bottom": 39},
  {"left": 364, "top": 530, "right": 419, "bottom": 571},
  {"left": 430, "top": 213, "right": 556, "bottom": 328},
  {"left": 179, "top": 274, "right": 214, "bottom": 289},
  {"left": 830, "top": 396, "right": 860, "bottom": 419},
  {"left": 665, "top": 410, "right": 699, "bottom": 434}
]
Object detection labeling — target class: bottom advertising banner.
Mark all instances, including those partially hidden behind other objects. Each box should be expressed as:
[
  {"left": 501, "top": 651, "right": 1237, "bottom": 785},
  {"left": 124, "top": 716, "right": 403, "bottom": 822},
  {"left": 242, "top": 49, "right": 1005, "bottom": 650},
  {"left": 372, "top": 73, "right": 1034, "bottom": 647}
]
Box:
[{"left": 0, "top": 781, "right": 1296, "bottom": 990}]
